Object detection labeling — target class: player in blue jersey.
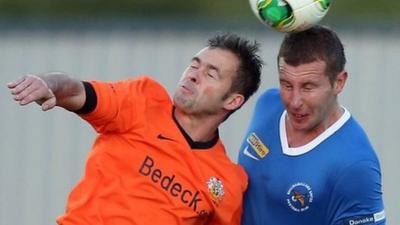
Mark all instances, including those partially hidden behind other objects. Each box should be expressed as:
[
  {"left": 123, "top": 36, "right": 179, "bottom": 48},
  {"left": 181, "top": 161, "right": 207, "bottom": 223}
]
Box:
[{"left": 238, "top": 25, "right": 385, "bottom": 225}]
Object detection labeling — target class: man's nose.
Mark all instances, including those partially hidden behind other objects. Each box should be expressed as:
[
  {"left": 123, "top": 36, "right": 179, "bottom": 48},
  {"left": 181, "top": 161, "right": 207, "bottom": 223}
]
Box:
[
  {"left": 187, "top": 67, "right": 204, "bottom": 83},
  {"left": 289, "top": 90, "right": 303, "bottom": 109}
]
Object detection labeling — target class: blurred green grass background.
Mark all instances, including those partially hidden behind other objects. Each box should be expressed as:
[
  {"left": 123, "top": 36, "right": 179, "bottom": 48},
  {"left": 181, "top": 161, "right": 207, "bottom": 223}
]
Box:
[{"left": 0, "top": 0, "right": 399, "bottom": 25}]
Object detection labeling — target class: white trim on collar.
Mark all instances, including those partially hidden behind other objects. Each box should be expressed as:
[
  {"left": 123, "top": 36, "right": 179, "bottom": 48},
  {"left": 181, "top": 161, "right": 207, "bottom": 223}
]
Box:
[{"left": 280, "top": 107, "right": 351, "bottom": 156}]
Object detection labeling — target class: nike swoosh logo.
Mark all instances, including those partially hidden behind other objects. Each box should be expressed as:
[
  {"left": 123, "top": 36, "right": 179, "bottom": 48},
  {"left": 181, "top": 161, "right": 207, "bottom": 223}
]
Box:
[
  {"left": 243, "top": 146, "right": 259, "bottom": 160},
  {"left": 157, "top": 134, "right": 176, "bottom": 142}
]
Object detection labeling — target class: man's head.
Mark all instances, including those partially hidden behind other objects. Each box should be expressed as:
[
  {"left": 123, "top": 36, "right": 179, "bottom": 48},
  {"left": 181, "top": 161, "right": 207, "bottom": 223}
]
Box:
[
  {"left": 207, "top": 33, "right": 263, "bottom": 104},
  {"left": 277, "top": 26, "right": 348, "bottom": 135},
  {"left": 174, "top": 33, "right": 262, "bottom": 118},
  {"left": 278, "top": 25, "right": 346, "bottom": 84}
]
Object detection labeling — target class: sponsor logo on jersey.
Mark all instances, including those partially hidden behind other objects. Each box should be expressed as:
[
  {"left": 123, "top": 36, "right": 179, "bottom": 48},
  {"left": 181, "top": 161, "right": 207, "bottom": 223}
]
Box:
[
  {"left": 343, "top": 210, "right": 385, "bottom": 225},
  {"left": 139, "top": 155, "right": 209, "bottom": 217},
  {"left": 286, "top": 182, "right": 313, "bottom": 212},
  {"left": 247, "top": 133, "right": 269, "bottom": 158},
  {"left": 345, "top": 216, "right": 374, "bottom": 225},
  {"left": 207, "top": 176, "right": 224, "bottom": 205}
]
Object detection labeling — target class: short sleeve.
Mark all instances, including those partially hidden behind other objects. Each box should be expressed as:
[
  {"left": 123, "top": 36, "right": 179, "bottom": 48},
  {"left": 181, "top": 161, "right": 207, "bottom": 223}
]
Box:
[{"left": 79, "top": 76, "right": 167, "bottom": 133}]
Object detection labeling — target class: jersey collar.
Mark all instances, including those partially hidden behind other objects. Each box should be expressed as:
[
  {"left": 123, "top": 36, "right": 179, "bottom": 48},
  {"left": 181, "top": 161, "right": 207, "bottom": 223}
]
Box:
[
  {"left": 279, "top": 107, "right": 351, "bottom": 156},
  {"left": 172, "top": 107, "right": 220, "bottom": 150}
]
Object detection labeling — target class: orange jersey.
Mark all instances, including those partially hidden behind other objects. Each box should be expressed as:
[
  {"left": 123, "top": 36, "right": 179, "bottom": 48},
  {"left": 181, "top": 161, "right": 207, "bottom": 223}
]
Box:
[{"left": 56, "top": 76, "right": 248, "bottom": 225}]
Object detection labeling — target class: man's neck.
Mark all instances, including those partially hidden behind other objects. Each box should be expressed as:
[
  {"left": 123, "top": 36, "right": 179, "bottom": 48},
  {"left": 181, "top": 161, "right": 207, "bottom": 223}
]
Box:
[{"left": 173, "top": 108, "right": 222, "bottom": 142}]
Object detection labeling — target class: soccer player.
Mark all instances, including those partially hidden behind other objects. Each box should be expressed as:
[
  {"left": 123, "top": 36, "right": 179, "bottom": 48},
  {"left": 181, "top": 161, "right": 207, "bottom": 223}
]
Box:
[
  {"left": 7, "top": 33, "right": 263, "bottom": 225},
  {"left": 238, "top": 25, "right": 386, "bottom": 225}
]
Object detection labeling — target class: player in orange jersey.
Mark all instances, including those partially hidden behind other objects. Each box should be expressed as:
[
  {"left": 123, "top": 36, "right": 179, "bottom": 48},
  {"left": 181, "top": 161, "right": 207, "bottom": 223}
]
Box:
[{"left": 7, "top": 33, "right": 263, "bottom": 225}]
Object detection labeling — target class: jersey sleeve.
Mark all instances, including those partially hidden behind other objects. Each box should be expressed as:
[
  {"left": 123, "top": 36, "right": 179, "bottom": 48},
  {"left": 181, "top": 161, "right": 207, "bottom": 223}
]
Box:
[
  {"left": 329, "top": 160, "right": 386, "bottom": 225},
  {"left": 78, "top": 76, "right": 167, "bottom": 133}
]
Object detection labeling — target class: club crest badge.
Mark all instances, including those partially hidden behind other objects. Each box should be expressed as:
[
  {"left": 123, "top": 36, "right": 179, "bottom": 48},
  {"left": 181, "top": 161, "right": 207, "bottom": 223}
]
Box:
[
  {"left": 286, "top": 182, "right": 313, "bottom": 212},
  {"left": 207, "top": 176, "right": 224, "bottom": 205}
]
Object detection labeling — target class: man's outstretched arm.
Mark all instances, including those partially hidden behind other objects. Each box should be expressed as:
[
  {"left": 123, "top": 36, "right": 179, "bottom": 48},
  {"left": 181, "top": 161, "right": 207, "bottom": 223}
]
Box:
[{"left": 7, "top": 72, "right": 86, "bottom": 111}]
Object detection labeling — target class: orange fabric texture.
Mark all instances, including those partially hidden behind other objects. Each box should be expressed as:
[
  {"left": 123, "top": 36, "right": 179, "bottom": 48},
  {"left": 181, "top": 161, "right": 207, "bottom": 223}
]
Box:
[{"left": 56, "top": 76, "right": 248, "bottom": 225}]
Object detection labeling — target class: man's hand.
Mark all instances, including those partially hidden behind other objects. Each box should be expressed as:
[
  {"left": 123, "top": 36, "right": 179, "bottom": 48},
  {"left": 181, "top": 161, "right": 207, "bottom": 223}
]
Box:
[{"left": 7, "top": 74, "right": 56, "bottom": 111}]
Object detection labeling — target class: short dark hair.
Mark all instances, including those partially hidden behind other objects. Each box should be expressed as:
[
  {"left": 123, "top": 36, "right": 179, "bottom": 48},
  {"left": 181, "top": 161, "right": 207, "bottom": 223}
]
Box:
[
  {"left": 278, "top": 25, "right": 346, "bottom": 83},
  {"left": 207, "top": 33, "right": 263, "bottom": 103}
]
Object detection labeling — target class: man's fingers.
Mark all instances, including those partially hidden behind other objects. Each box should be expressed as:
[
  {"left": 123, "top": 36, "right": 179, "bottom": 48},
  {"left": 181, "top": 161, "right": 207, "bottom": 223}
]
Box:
[
  {"left": 19, "top": 93, "right": 39, "bottom": 106},
  {"left": 41, "top": 97, "right": 56, "bottom": 111},
  {"left": 13, "top": 82, "right": 40, "bottom": 101},
  {"left": 19, "top": 88, "right": 54, "bottom": 106},
  {"left": 9, "top": 77, "right": 34, "bottom": 95},
  {"left": 7, "top": 76, "right": 26, "bottom": 89}
]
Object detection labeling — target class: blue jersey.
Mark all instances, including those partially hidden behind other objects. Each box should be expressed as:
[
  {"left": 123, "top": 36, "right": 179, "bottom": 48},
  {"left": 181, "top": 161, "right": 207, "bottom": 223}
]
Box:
[{"left": 238, "top": 89, "right": 385, "bottom": 225}]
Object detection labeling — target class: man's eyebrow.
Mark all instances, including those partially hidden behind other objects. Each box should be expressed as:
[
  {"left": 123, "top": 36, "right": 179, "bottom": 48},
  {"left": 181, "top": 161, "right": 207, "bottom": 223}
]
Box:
[
  {"left": 191, "top": 57, "right": 220, "bottom": 73},
  {"left": 191, "top": 57, "right": 200, "bottom": 62}
]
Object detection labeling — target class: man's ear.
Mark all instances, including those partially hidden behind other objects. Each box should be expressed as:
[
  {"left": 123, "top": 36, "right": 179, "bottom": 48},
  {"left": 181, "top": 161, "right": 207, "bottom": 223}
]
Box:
[
  {"left": 334, "top": 71, "right": 348, "bottom": 95},
  {"left": 224, "top": 93, "right": 245, "bottom": 111}
]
